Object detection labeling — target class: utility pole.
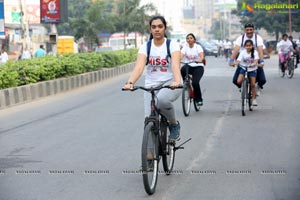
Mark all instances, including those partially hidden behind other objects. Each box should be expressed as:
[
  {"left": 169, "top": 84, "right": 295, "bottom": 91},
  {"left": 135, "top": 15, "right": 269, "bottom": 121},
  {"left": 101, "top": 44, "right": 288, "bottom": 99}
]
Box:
[
  {"left": 288, "top": 0, "right": 292, "bottom": 35},
  {"left": 50, "top": 23, "right": 57, "bottom": 55},
  {"left": 20, "top": 0, "right": 30, "bottom": 49}
]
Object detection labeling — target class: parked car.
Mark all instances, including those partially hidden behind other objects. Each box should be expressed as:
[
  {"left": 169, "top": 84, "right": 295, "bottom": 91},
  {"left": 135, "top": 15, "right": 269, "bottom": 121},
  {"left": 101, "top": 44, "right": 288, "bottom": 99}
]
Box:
[{"left": 197, "top": 41, "right": 218, "bottom": 57}]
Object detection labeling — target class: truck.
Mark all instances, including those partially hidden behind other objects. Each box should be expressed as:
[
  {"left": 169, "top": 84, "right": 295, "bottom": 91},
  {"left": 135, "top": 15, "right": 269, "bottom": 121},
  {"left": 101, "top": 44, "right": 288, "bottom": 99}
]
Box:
[{"left": 57, "top": 36, "right": 78, "bottom": 54}]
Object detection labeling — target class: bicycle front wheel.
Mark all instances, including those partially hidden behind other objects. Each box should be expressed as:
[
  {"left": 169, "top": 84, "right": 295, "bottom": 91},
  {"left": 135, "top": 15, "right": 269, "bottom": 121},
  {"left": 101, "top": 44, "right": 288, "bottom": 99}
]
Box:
[
  {"left": 278, "top": 62, "right": 285, "bottom": 77},
  {"left": 182, "top": 83, "right": 191, "bottom": 116},
  {"left": 161, "top": 120, "right": 175, "bottom": 175},
  {"left": 241, "top": 79, "right": 248, "bottom": 116},
  {"left": 287, "top": 59, "right": 294, "bottom": 79},
  {"left": 248, "top": 83, "right": 252, "bottom": 111},
  {"left": 141, "top": 122, "right": 159, "bottom": 195}
]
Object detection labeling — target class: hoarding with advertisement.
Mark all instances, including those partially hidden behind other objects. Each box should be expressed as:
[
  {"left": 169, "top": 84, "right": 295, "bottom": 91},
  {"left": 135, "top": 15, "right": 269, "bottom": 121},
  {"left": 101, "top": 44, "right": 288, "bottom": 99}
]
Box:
[
  {"left": 40, "top": 0, "right": 60, "bottom": 23},
  {"left": 0, "top": 1, "right": 4, "bottom": 39},
  {"left": 4, "top": 0, "right": 40, "bottom": 24}
]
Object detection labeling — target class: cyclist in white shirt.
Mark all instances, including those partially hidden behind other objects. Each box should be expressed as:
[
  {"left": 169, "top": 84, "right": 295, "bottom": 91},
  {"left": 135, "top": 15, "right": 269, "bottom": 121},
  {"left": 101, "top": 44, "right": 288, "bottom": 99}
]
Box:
[
  {"left": 277, "top": 34, "right": 294, "bottom": 73},
  {"left": 123, "top": 16, "right": 182, "bottom": 142},
  {"left": 229, "top": 23, "right": 266, "bottom": 95},
  {"left": 235, "top": 40, "right": 259, "bottom": 106},
  {"left": 180, "top": 33, "right": 205, "bottom": 106}
]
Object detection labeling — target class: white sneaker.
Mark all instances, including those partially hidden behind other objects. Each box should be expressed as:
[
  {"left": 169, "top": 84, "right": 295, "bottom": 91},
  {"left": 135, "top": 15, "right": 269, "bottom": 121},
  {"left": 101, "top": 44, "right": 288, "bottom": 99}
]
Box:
[{"left": 252, "top": 99, "right": 258, "bottom": 106}]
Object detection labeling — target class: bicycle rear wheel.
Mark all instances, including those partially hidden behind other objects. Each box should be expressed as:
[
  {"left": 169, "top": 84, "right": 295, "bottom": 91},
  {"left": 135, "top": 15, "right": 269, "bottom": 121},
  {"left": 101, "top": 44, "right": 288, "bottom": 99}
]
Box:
[
  {"left": 287, "top": 59, "right": 294, "bottom": 79},
  {"left": 182, "top": 83, "right": 191, "bottom": 116},
  {"left": 161, "top": 119, "right": 175, "bottom": 175},
  {"left": 241, "top": 79, "right": 248, "bottom": 116},
  {"left": 141, "top": 122, "right": 159, "bottom": 195}
]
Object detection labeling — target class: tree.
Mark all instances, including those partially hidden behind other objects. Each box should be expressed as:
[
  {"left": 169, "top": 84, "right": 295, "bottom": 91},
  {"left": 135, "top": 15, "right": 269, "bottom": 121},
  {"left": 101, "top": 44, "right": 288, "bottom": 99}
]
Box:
[
  {"left": 58, "top": 0, "right": 158, "bottom": 50},
  {"left": 69, "top": 1, "right": 115, "bottom": 49},
  {"left": 113, "top": 0, "right": 156, "bottom": 48},
  {"left": 232, "top": 0, "right": 300, "bottom": 40},
  {"left": 57, "top": 0, "right": 91, "bottom": 35}
]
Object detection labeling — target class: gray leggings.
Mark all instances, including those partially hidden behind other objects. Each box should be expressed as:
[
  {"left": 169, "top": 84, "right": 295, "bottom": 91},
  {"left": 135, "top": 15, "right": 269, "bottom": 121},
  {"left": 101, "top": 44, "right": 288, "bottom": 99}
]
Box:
[{"left": 144, "top": 80, "right": 181, "bottom": 122}]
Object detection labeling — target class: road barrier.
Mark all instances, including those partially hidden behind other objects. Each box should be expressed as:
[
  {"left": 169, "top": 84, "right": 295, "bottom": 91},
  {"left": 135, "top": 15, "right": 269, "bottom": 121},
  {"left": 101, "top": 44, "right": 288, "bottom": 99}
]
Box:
[{"left": 0, "top": 62, "right": 135, "bottom": 110}]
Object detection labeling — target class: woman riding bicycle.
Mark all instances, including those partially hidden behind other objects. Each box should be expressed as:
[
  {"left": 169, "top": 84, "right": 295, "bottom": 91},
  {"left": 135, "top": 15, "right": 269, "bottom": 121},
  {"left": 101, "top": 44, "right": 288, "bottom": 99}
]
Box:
[
  {"left": 277, "top": 33, "right": 295, "bottom": 73},
  {"left": 122, "top": 16, "right": 182, "bottom": 142},
  {"left": 180, "top": 33, "right": 205, "bottom": 106},
  {"left": 235, "top": 39, "right": 259, "bottom": 106}
]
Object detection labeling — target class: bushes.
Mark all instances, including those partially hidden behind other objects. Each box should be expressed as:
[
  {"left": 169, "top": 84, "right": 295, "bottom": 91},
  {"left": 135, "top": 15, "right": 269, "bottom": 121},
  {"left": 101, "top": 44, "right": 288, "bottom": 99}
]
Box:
[{"left": 0, "top": 49, "right": 138, "bottom": 90}]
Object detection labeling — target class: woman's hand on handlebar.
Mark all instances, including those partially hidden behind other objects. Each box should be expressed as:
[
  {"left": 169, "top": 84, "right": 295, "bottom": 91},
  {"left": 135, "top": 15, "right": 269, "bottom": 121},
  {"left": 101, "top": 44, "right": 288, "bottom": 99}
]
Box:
[
  {"left": 170, "top": 81, "right": 182, "bottom": 89},
  {"left": 122, "top": 82, "right": 134, "bottom": 90}
]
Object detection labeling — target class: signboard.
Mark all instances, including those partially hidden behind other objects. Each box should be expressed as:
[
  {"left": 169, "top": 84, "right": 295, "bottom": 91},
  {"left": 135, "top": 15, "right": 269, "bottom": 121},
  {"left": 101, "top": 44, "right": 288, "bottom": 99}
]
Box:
[
  {"left": 40, "top": 0, "right": 61, "bottom": 23},
  {"left": 0, "top": 1, "right": 4, "bottom": 39},
  {"left": 4, "top": 0, "right": 40, "bottom": 24}
]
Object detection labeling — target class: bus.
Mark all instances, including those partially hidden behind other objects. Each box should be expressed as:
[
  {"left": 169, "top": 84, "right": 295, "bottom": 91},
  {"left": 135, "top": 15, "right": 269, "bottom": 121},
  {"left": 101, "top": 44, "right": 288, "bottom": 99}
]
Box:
[
  {"left": 108, "top": 32, "right": 146, "bottom": 50},
  {"left": 169, "top": 30, "right": 186, "bottom": 42}
]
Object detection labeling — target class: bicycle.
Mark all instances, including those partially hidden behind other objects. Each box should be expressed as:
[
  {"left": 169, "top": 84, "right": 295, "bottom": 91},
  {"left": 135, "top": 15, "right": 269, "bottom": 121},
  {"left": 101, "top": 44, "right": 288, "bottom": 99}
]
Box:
[
  {"left": 181, "top": 61, "right": 203, "bottom": 116},
  {"left": 278, "top": 52, "right": 295, "bottom": 79},
  {"left": 122, "top": 84, "right": 191, "bottom": 195},
  {"left": 238, "top": 64, "right": 254, "bottom": 116}
]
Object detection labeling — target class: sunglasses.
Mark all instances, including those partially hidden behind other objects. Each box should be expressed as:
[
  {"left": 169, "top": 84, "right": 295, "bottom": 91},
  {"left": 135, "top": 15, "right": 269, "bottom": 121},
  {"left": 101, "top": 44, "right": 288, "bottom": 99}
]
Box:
[{"left": 244, "top": 23, "right": 254, "bottom": 28}]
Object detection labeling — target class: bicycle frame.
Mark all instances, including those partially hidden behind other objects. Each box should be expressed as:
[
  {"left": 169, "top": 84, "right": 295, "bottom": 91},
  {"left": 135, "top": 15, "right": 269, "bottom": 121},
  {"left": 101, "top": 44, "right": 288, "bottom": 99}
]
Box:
[
  {"left": 239, "top": 64, "right": 253, "bottom": 116},
  {"left": 123, "top": 84, "right": 191, "bottom": 195},
  {"left": 279, "top": 52, "right": 295, "bottom": 78},
  {"left": 181, "top": 62, "right": 203, "bottom": 116},
  {"left": 124, "top": 84, "right": 185, "bottom": 149},
  {"left": 182, "top": 64, "right": 195, "bottom": 98}
]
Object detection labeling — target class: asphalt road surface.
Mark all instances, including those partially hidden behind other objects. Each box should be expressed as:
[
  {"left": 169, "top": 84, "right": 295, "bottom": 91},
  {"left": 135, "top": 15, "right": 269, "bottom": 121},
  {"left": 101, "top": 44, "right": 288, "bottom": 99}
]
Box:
[{"left": 0, "top": 55, "right": 299, "bottom": 200}]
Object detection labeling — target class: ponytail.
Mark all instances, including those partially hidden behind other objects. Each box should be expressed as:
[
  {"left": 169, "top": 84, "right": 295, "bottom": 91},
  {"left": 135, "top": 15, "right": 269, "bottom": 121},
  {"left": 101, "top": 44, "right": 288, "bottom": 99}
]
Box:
[{"left": 251, "top": 47, "right": 254, "bottom": 59}]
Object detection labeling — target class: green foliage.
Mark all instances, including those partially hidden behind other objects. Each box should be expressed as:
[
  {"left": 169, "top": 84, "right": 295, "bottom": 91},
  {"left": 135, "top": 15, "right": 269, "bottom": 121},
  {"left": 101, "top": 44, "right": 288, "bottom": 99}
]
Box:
[
  {"left": 0, "top": 64, "right": 19, "bottom": 89},
  {"left": 0, "top": 49, "right": 138, "bottom": 90},
  {"left": 57, "top": 0, "right": 157, "bottom": 48}
]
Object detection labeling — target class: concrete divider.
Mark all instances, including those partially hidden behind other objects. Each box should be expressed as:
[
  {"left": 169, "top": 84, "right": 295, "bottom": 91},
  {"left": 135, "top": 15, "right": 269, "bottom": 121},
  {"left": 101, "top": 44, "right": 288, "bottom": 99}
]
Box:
[{"left": 0, "top": 62, "right": 135, "bottom": 110}]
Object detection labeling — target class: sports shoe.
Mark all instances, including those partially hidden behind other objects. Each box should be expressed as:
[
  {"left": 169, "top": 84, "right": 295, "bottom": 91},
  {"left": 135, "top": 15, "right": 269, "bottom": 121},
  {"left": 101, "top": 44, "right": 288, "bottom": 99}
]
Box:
[
  {"left": 252, "top": 99, "right": 258, "bottom": 106},
  {"left": 169, "top": 121, "right": 180, "bottom": 142},
  {"left": 197, "top": 101, "right": 203, "bottom": 106}
]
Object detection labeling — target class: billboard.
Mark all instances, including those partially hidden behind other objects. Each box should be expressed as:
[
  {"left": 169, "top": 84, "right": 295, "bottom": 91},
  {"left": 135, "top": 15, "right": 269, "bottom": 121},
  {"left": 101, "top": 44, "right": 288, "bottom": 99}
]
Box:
[
  {"left": 40, "top": 0, "right": 61, "bottom": 23},
  {"left": 4, "top": 0, "right": 40, "bottom": 24},
  {"left": 0, "top": 1, "right": 4, "bottom": 39}
]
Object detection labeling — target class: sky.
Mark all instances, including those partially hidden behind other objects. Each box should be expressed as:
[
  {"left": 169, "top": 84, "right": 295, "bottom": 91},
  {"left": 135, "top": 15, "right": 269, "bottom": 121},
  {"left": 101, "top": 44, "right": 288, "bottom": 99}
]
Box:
[{"left": 140, "top": 0, "right": 184, "bottom": 30}]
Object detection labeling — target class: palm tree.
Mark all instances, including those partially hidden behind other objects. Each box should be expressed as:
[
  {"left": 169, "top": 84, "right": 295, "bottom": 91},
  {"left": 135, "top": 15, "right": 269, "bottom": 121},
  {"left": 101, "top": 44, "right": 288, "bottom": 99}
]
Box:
[
  {"left": 70, "top": 1, "right": 115, "bottom": 50},
  {"left": 114, "top": 0, "right": 157, "bottom": 49}
]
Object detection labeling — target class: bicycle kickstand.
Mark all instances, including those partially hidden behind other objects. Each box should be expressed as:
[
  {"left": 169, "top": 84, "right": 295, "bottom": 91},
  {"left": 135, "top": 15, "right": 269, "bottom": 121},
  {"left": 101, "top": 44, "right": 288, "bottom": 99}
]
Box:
[{"left": 174, "top": 138, "right": 192, "bottom": 151}]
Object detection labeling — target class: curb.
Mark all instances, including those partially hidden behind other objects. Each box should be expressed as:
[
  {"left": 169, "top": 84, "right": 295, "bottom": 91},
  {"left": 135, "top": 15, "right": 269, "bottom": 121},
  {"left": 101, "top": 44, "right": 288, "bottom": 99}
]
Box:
[{"left": 0, "top": 62, "right": 135, "bottom": 110}]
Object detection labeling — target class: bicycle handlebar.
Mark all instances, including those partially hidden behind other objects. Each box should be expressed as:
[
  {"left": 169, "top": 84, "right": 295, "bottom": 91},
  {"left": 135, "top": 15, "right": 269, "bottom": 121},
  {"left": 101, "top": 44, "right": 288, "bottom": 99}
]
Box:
[
  {"left": 181, "top": 61, "right": 203, "bottom": 65},
  {"left": 122, "top": 85, "right": 183, "bottom": 92}
]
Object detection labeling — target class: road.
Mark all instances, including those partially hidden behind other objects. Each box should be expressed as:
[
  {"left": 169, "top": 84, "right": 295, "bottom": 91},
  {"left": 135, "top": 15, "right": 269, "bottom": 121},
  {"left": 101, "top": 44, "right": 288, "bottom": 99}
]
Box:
[{"left": 0, "top": 55, "right": 300, "bottom": 200}]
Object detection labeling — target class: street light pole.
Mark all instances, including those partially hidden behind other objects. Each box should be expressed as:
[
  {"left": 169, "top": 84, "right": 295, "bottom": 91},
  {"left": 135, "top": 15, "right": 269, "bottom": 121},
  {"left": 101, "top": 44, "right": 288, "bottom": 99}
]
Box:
[
  {"left": 288, "top": 0, "right": 292, "bottom": 35},
  {"left": 20, "top": 0, "right": 30, "bottom": 48}
]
